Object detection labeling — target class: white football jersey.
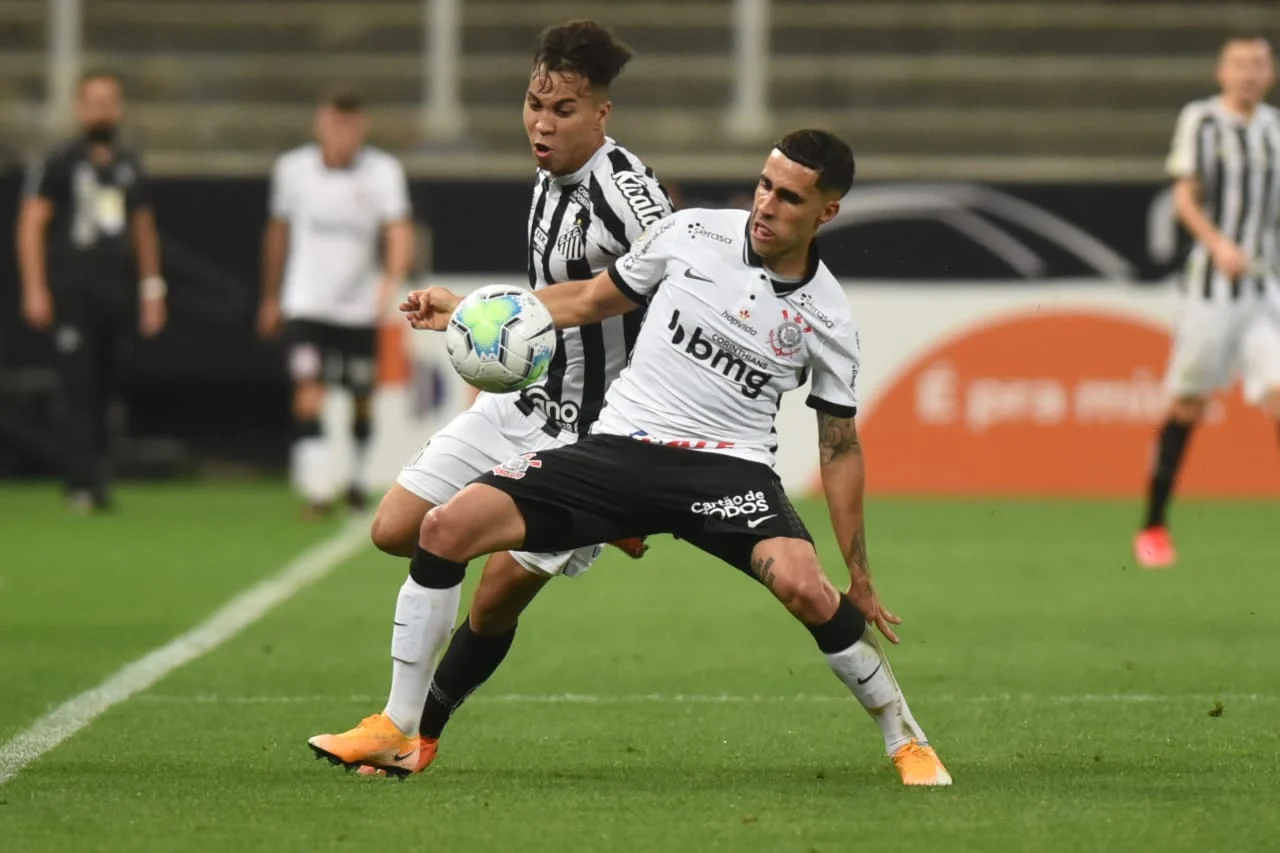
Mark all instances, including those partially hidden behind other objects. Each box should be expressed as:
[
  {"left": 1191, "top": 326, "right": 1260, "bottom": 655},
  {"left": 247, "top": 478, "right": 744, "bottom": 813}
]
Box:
[
  {"left": 270, "top": 144, "right": 411, "bottom": 326},
  {"left": 595, "top": 208, "right": 860, "bottom": 467}
]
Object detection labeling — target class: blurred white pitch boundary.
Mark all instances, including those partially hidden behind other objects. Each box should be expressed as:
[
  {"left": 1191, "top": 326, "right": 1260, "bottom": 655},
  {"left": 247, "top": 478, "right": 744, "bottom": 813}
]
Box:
[
  {"left": 0, "top": 519, "right": 370, "bottom": 786},
  {"left": 138, "top": 692, "right": 1278, "bottom": 706}
]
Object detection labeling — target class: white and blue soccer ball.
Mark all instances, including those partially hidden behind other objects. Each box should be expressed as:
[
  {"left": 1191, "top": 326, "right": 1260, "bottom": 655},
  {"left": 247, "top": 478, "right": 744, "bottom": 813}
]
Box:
[{"left": 445, "top": 284, "right": 557, "bottom": 393}]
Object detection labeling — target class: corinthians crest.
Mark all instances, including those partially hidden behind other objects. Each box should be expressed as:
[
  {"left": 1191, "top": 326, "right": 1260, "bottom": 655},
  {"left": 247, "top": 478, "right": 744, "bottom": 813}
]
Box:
[
  {"left": 492, "top": 452, "right": 543, "bottom": 480},
  {"left": 768, "top": 309, "right": 812, "bottom": 357}
]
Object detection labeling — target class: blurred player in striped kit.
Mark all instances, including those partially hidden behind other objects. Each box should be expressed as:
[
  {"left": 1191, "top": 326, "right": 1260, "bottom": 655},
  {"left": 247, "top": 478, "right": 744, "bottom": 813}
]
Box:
[{"left": 1137, "top": 36, "right": 1280, "bottom": 568}]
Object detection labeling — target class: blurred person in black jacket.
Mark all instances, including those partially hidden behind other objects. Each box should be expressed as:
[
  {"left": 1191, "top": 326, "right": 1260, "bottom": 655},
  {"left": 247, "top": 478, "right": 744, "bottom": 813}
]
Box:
[{"left": 16, "top": 70, "right": 165, "bottom": 513}]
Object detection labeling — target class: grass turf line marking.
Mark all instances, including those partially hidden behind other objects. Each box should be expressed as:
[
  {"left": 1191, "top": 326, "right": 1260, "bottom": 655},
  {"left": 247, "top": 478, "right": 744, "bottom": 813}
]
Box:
[
  {"left": 137, "top": 692, "right": 1279, "bottom": 706},
  {"left": 0, "top": 519, "right": 369, "bottom": 786}
]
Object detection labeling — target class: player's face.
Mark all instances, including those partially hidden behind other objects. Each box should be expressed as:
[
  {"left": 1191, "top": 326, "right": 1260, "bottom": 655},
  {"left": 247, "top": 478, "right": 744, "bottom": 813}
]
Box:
[
  {"left": 1217, "top": 39, "right": 1274, "bottom": 107},
  {"left": 76, "top": 77, "right": 123, "bottom": 135},
  {"left": 314, "top": 107, "right": 368, "bottom": 166},
  {"left": 749, "top": 149, "right": 841, "bottom": 263},
  {"left": 523, "top": 69, "right": 609, "bottom": 175}
]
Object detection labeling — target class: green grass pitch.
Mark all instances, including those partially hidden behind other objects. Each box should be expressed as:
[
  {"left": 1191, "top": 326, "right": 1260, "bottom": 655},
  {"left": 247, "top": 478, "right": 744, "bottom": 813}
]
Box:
[{"left": 0, "top": 483, "right": 1276, "bottom": 852}]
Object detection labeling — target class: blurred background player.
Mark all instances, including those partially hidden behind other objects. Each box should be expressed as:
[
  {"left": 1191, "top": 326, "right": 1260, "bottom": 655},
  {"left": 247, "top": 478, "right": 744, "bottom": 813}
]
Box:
[
  {"left": 257, "top": 89, "right": 414, "bottom": 519},
  {"left": 1136, "top": 36, "right": 1280, "bottom": 569},
  {"left": 15, "top": 70, "right": 165, "bottom": 513},
  {"left": 311, "top": 20, "right": 671, "bottom": 769}
]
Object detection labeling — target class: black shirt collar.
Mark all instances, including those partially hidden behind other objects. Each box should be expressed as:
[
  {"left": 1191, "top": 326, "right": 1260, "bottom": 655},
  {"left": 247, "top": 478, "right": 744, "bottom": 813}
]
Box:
[{"left": 742, "top": 220, "right": 821, "bottom": 295}]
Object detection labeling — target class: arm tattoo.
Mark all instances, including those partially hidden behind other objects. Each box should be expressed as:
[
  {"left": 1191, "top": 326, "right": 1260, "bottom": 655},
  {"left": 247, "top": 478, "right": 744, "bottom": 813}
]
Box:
[
  {"left": 750, "top": 555, "right": 778, "bottom": 590},
  {"left": 817, "top": 412, "right": 861, "bottom": 465},
  {"left": 847, "top": 527, "right": 870, "bottom": 576}
]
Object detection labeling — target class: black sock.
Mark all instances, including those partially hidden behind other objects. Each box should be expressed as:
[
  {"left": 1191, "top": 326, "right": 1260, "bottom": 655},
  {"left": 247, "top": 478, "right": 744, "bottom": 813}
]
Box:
[
  {"left": 409, "top": 545, "right": 468, "bottom": 589},
  {"left": 419, "top": 620, "right": 516, "bottom": 738},
  {"left": 352, "top": 403, "right": 372, "bottom": 453},
  {"left": 805, "top": 596, "right": 867, "bottom": 654},
  {"left": 1143, "top": 419, "right": 1193, "bottom": 530},
  {"left": 348, "top": 407, "right": 373, "bottom": 503},
  {"left": 293, "top": 417, "right": 321, "bottom": 441}
]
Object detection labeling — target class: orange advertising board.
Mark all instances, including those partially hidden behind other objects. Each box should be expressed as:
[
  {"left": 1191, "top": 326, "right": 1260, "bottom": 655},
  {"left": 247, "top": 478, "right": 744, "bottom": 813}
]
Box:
[
  {"left": 859, "top": 311, "right": 1280, "bottom": 497},
  {"left": 376, "top": 320, "right": 411, "bottom": 387}
]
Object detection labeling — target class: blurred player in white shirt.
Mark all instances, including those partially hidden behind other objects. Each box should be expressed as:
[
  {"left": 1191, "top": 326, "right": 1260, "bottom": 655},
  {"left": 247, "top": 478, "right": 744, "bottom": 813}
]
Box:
[{"left": 257, "top": 89, "right": 414, "bottom": 518}]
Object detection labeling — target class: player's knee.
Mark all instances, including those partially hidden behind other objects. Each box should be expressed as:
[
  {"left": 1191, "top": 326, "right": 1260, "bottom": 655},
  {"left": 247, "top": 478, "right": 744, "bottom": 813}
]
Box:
[
  {"left": 293, "top": 382, "right": 325, "bottom": 421},
  {"left": 760, "top": 543, "right": 837, "bottom": 624},
  {"left": 418, "top": 504, "right": 452, "bottom": 552},
  {"left": 370, "top": 509, "right": 415, "bottom": 557},
  {"left": 783, "top": 571, "right": 839, "bottom": 625},
  {"left": 419, "top": 502, "right": 476, "bottom": 561}
]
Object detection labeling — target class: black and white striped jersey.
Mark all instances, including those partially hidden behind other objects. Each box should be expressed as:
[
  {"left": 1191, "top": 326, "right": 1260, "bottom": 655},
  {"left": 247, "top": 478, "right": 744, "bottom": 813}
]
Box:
[
  {"left": 1168, "top": 96, "right": 1280, "bottom": 299},
  {"left": 521, "top": 137, "right": 673, "bottom": 434}
]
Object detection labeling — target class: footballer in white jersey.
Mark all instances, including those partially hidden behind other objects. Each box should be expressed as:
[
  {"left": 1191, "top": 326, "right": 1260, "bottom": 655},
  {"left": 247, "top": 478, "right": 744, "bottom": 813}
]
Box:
[
  {"left": 596, "top": 207, "right": 858, "bottom": 469},
  {"left": 383, "top": 130, "right": 952, "bottom": 787},
  {"left": 257, "top": 89, "right": 414, "bottom": 517}
]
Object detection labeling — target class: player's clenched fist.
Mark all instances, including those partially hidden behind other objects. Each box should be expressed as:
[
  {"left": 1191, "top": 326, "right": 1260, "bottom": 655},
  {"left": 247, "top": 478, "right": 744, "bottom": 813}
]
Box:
[{"left": 400, "top": 287, "right": 461, "bottom": 331}]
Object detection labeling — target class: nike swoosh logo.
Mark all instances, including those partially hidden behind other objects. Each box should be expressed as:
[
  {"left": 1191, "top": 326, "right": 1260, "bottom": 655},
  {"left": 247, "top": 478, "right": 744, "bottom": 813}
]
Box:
[
  {"left": 856, "top": 662, "right": 882, "bottom": 685},
  {"left": 393, "top": 622, "right": 408, "bottom": 627},
  {"left": 393, "top": 749, "right": 417, "bottom": 762},
  {"left": 745, "top": 514, "right": 777, "bottom": 528},
  {"left": 683, "top": 268, "right": 713, "bottom": 283}
]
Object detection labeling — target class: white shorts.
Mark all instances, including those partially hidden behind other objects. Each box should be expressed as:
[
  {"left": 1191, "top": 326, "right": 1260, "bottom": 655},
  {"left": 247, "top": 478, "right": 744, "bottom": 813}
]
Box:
[
  {"left": 395, "top": 392, "right": 603, "bottom": 577},
  {"left": 1164, "top": 288, "right": 1280, "bottom": 406}
]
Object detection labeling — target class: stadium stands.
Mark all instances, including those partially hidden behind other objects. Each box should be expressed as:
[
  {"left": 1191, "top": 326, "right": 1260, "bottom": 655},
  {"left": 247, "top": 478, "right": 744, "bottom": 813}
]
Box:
[{"left": 0, "top": 0, "right": 1273, "bottom": 177}]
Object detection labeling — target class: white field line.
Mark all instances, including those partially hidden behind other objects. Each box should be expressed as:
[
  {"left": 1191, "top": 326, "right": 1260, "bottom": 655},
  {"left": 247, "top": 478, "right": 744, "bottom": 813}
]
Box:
[
  {"left": 136, "top": 691, "right": 1279, "bottom": 706},
  {"left": 0, "top": 519, "right": 369, "bottom": 786}
]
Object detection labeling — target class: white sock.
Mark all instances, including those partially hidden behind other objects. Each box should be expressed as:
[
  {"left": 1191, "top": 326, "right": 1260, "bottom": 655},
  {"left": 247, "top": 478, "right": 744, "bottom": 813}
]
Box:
[
  {"left": 291, "top": 435, "right": 334, "bottom": 504},
  {"left": 352, "top": 440, "right": 373, "bottom": 495},
  {"left": 825, "top": 630, "right": 928, "bottom": 756},
  {"left": 383, "top": 576, "right": 462, "bottom": 735}
]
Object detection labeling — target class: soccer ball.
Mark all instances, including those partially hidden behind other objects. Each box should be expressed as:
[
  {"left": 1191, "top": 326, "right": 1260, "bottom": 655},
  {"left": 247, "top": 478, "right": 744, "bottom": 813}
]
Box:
[{"left": 445, "top": 284, "right": 557, "bottom": 393}]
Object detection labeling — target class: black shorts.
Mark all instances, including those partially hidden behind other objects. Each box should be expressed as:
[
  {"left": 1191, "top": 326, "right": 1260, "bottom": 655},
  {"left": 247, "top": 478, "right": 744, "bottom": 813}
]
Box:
[
  {"left": 474, "top": 434, "right": 813, "bottom": 574},
  {"left": 282, "top": 319, "right": 377, "bottom": 396}
]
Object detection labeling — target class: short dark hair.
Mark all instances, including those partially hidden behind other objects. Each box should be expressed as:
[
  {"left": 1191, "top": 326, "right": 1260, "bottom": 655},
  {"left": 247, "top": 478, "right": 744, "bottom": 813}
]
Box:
[
  {"left": 774, "top": 129, "right": 855, "bottom": 197},
  {"left": 77, "top": 69, "right": 121, "bottom": 92},
  {"left": 532, "top": 20, "right": 635, "bottom": 91},
  {"left": 1220, "top": 34, "right": 1273, "bottom": 56},
  {"left": 321, "top": 87, "right": 364, "bottom": 114}
]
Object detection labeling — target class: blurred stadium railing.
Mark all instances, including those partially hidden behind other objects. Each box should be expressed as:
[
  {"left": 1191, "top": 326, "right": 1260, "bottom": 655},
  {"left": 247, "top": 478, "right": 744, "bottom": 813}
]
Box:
[{"left": 3, "top": 0, "right": 1274, "bottom": 179}]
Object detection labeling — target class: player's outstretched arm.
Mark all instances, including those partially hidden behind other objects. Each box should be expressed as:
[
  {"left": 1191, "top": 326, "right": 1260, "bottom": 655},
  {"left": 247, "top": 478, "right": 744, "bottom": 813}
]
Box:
[
  {"left": 816, "top": 412, "right": 901, "bottom": 644},
  {"left": 401, "top": 287, "right": 460, "bottom": 330},
  {"left": 532, "top": 269, "right": 641, "bottom": 329},
  {"left": 401, "top": 272, "right": 640, "bottom": 332}
]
